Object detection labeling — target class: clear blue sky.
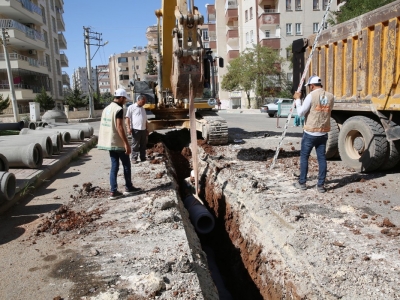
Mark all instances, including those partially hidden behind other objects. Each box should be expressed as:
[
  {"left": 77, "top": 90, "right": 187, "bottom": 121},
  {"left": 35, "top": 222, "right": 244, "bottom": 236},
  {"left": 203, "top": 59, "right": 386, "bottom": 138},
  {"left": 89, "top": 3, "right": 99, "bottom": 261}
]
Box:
[{"left": 63, "top": 0, "right": 211, "bottom": 77}]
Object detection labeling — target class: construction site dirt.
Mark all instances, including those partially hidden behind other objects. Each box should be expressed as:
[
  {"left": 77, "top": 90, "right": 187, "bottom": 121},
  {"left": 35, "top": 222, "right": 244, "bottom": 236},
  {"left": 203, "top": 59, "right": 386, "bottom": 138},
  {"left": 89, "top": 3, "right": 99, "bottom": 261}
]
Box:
[{"left": 0, "top": 117, "right": 399, "bottom": 300}]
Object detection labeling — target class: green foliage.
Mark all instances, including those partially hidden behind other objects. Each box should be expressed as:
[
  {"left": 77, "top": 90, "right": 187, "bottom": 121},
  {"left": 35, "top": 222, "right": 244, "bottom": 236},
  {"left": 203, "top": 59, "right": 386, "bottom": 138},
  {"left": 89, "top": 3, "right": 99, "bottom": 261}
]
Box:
[
  {"left": 221, "top": 44, "right": 286, "bottom": 108},
  {"left": 65, "top": 87, "right": 87, "bottom": 109},
  {"left": 332, "top": 0, "right": 396, "bottom": 24},
  {"left": 100, "top": 91, "right": 113, "bottom": 104},
  {"left": 34, "top": 87, "right": 55, "bottom": 111},
  {"left": 286, "top": 45, "right": 293, "bottom": 70},
  {"left": 0, "top": 94, "right": 10, "bottom": 114},
  {"left": 144, "top": 52, "right": 157, "bottom": 75}
]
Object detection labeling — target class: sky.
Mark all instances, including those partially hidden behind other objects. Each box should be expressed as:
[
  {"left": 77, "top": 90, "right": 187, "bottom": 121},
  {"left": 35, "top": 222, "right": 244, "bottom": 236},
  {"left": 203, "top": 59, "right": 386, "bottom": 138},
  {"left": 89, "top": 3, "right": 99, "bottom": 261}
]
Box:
[{"left": 63, "top": 0, "right": 211, "bottom": 77}]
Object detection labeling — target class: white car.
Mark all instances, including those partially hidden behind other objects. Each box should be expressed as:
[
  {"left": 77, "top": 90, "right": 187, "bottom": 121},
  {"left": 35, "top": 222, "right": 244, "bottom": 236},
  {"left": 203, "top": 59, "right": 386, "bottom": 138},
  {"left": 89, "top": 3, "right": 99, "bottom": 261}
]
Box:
[{"left": 260, "top": 98, "right": 293, "bottom": 117}]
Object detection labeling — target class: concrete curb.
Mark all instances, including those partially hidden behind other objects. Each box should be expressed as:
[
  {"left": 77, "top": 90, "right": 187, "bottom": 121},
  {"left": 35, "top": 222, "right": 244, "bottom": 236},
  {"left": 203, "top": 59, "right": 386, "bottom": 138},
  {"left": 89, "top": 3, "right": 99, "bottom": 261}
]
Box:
[
  {"left": 0, "top": 136, "right": 98, "bottom": 214},
  {"left": 68, "top": 118, "right": 101, "bottom": 123}
]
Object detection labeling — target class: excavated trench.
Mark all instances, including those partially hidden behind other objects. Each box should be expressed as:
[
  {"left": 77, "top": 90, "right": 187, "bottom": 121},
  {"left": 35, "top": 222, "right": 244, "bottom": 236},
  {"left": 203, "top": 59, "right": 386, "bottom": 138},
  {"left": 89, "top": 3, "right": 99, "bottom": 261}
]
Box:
[{"left": 148, "top": 130, "right": 265, "bottom": 300}]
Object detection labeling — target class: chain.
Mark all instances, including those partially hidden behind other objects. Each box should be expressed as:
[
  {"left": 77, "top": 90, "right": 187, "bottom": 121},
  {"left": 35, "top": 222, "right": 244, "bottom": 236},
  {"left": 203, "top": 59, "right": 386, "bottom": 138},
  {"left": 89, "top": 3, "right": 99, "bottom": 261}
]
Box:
[{"left": 269, "top": 0, "right": 333, "bottom": 170}]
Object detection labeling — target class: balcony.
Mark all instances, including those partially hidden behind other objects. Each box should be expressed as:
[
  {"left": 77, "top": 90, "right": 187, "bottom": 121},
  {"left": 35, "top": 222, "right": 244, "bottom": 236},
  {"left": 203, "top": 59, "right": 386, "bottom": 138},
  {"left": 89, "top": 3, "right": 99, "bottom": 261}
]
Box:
[
  {"left": 226, "top": 28, "right": 239, "bottom": 45},
  {"left": 1, "top": 0, "right": 43, "bottom": 25},
  {"left": 62, "top": 72, "right": 70, "bottom": 86},
  {"left": 58, "top": 32, "right": 67, "bottom": 49},
  {"left": 0, "top": 52, "right": 48, "bottom": 74},
  {"left": 55, "top": 7, "right": 65, "bottom": 31},
  {"left": 55, "top": 0, "right": 64, "bottom": 8},
  {"left": 227, "top": 49, "right": 239, "bottom": 63},
  {"left": 259, "top": 37, "right": 280, "bottom": 50},
  {"left": 60, "top": 52, "right": 69, "bottom": 67},
  {"left": 207, "top": 4, "right": 216, "bottom": 22},
  {"left": 258, "top": 12, "right": 280, "bottom": 29},
  {"left": 146, "top": 25, "right": 158, "bottom": 39},
  {"left": 0, "top": 19, "right": 46, "bottom": 50},
  {"left": 225, "top": 8, "right": 238, "bottom": 24}
]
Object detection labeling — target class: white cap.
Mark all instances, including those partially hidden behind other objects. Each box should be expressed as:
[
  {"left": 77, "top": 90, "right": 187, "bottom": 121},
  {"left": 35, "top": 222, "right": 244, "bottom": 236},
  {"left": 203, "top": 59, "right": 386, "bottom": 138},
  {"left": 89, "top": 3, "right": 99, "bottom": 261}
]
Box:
[
  {"left": 114, "top": 88, "right": 131, "bottom": 100},
  {"left": 305, "top": 75, "right": 322, "bottom": 86}
]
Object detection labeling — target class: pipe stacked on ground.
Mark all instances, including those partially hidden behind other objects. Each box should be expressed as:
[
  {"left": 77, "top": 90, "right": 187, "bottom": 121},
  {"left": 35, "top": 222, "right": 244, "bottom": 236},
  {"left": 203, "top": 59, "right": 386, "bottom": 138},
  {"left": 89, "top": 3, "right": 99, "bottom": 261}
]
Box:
[
  {"left": 36, "top": 127, "right": 83, "bottom": 142},
  {"left": 0, "top": 121, "right": 25, "bottom": 131},
  {"left": 0, "top": 154, "right": 9, "bottom": 172},
  {"left": 0, "top": 143, "right": 43, "bottom": 168},
  {"left": 19, "top": 129, "right": 63, "bottom": 154},
  {"left": 0, "top": 135, "right": 53, "bottom": 158},
  {"left": 0, "top": 171, "right": 16, "bottom": 201},
  {"left": 183, "top": 194, "right": 215, "bottom": 234},
  {"left": 46, "top": 123, "right": 94, "bottom": 138}
]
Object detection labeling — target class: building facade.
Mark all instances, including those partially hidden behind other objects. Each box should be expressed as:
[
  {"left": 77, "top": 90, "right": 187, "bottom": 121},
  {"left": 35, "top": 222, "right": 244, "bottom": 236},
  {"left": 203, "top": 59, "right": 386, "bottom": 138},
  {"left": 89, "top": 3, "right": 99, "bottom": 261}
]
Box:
[
  {"left": 71, "top": 67, "right": 98, "bottom": 96},
  {"left": 97, "top": 64, "right": 110, "bottom": 94},
  {"left": 0, "top": 0, "right": 68, "bottom": 114}
]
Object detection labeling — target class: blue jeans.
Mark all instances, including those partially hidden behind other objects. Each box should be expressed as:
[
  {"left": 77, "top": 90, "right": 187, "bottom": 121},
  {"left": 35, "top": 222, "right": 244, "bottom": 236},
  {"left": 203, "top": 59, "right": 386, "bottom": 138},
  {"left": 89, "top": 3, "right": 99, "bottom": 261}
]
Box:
[
  {"left": 299, "top": 132, "right": 328, "bottom": 186},
  {"left": 109, "top": 150, "right": 133, "bottom": 192}
]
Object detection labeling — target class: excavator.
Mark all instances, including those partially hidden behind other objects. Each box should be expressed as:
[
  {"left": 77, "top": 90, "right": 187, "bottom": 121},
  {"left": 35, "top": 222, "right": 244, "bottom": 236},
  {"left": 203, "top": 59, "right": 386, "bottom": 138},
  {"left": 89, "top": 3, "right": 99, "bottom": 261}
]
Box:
[{"left": 132, "top": 0, "right": 228, "bottom": 145}]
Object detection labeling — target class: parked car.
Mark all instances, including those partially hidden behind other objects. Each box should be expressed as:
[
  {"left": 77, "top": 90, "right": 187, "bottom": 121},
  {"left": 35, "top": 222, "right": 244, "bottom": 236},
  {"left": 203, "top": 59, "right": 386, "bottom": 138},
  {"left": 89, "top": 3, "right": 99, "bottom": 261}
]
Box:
[{"left": 260, "top": 98, "right": 293, "bottom": 117}]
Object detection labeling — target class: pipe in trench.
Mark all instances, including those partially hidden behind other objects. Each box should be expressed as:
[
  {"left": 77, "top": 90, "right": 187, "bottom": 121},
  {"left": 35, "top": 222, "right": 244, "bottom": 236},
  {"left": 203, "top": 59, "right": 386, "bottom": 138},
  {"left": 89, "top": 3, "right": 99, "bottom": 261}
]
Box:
[
  {"left": 0, "top": 143, "right": 43, "bottom": 168},
  {"left": 37, "top": 127, "right": 83, "bottom": 142},
  {"left": 0, "top": 154, "right": 9, "bottom": 172},
  {"left": 183, "top": 194, "right": 215, "bottom": 235},
  {"left": 19, "top": 129, "right": 63, "bottom": 154},
  {"left": 0, "top": 171, "right": 16, "bottom": 201},
  {"left": 0, "top": 135, "right": 53, "bottom": 158},
  {"left": 0, "top": 121, "right": 25, "bottom": 131}
]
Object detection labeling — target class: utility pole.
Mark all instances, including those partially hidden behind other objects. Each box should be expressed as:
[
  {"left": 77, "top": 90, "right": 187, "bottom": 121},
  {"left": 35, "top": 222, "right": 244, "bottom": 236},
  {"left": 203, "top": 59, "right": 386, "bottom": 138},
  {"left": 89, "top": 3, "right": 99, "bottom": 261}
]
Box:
[
  {"left": 83, "top": 27, "right": 108, "bottom": 118},
  {"left": 1, "top": 28, "right": 19, "bottom": 122}
]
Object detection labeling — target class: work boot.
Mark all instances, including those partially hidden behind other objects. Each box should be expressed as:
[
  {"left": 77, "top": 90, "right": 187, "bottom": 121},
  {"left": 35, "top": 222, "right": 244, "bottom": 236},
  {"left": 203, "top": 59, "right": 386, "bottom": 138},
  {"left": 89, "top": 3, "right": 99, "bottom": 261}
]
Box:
[
  {"left": 317, "top": 185, "right": 326, "bottom": 193},
  {"left": 109, "top": 191, "right": 124, "bottom": 200},
  {"left": 124, "top": 187, "right": 141, "bottom": 196},
  {"left": 293, "top": 182, "right": 307, "bottom": 190}
]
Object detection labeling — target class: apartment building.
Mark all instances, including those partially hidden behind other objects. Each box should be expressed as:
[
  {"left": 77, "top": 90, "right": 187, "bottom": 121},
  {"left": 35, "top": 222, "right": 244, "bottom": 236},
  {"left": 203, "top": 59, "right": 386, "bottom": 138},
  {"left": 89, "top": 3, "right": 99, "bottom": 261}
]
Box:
[
  {"left": 71, "top": 67, "right": 98, "bottom": 96},
  {"left": 215, "top": 0, "right": 340, "bottom": 108},
  {"left": 0, "top": 0, "right": 68, "bottom": 114},
  {"left": 97, "top": 64, "right": 110, "bottom": 94},
  {"left": 108, "top": 47, "right": 152, "bottom": 96}
]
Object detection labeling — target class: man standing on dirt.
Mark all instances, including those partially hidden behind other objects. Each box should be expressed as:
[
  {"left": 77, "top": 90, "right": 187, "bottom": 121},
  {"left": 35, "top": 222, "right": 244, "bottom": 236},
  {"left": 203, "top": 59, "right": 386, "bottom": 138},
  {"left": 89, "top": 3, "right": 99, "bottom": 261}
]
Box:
[
  {"left": 292, "top": 75, "right": 334, "bottom": 193},
  {"left": 125, "top": 94, "right": 148, "bottom": 164},
  {"left": 97, "top": 88, "right": 140, "bottom": 199}
]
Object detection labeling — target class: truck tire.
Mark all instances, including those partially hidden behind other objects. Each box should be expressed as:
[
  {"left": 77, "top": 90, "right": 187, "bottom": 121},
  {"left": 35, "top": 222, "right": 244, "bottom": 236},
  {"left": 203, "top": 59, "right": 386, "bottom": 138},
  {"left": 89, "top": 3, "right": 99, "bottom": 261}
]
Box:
[
  {"left": 338, "top": 116, "right": 387, "bottom": 172},
  {"left": 326, "top": 117, "right": 339, "bottom": 159},
  {"left": 379, "top": 140, "right": 400, "bottom": 171}
]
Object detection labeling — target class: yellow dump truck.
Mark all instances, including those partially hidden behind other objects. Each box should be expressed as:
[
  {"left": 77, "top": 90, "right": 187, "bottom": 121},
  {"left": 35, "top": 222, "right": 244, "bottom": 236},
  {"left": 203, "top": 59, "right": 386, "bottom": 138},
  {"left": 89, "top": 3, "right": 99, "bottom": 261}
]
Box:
[{"left": 292, "top": 1, "right": 400, "bottom": 172}]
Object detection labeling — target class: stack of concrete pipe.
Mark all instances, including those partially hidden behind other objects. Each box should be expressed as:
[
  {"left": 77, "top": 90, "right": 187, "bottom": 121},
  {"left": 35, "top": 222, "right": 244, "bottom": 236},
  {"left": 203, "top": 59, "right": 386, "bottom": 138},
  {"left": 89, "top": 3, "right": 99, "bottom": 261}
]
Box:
[
  {"left": 45, "top": 123, "right": 94, "bottom": 138},
  {"left": 36, "top": 126, "right": 84, "bottom": 142},
  {"left": 19, "top": 128, "right": 64, "bottom": 153},
  {"left": 0, "top": 154, "right": 16, "bottom": 202},
  {"left": 0, "top": 143, "right": 43, "bottom": 169},
  {"left": 0, "top": 135, "right": 53, "bottom": 158}
]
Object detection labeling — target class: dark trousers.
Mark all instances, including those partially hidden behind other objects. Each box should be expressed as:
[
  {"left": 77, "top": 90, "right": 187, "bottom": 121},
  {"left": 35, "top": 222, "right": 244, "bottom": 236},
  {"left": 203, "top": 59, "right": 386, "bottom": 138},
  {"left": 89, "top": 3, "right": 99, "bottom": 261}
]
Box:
[
  {"left": 109, "top": 150, "right": 132, "bottom": 192},
  {"left": 299, "top": 132, "right": 328, "bottom": 186},
  {"left": 130, "top": 129, "right": 147, "bottom": 161}
]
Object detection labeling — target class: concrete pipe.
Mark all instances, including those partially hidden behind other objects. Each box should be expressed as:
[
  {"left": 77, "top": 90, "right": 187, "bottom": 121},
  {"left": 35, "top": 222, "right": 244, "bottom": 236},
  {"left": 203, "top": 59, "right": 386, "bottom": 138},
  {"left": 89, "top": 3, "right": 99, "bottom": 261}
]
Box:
[
  {"left": 28, "top": 122, "right": 36, "bottom": 130},
  {"left": 47, "top": 123, "right": 94, "bottom": 138},
  {"left": 34, "top": 128, "right": 71, "bottom": 144},
  {"left": 0, "top": 154, "right": 9, "bottom": 172},
  {"left": 19, "top": 129, "right": 63, "bottom": 154},
  {"left": 0, "top": 135, "right": 53, "bottom": 158},
  {"left": 37, "top": 127, "right": 83, "bottom": 142},
  {"left": 0, "top": 171, "right": 16, "bottom": 201},
  {"left": 0, "top": 121, "right": 25, "bottom": 131},
  {"left": 1, "top": 143, "right": 43, "bottom": 168},
  {"left": 183, "top": 195, "right": 215, "bottom": 234}
]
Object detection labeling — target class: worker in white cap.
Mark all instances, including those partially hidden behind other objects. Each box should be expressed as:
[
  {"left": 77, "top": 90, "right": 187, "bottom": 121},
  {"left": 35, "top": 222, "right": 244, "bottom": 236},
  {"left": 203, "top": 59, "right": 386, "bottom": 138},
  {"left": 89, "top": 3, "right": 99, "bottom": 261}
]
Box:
[{"left": 292, "top": 75, "right": 334, "bottom": 193}]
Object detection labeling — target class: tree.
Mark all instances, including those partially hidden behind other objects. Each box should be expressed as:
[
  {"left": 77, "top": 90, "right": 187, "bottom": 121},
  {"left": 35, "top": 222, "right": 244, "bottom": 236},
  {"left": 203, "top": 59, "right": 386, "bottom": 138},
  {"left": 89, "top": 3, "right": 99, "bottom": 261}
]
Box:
[
  {"left": 100, "top": 92, "right": 113, "bottom": 104},
  {"left": 34, "top": 87, "right": 55, "bottom": 111},
  {"left": 221, "top": 44, "right": 286, "bottom": 108},
  {"left": 331, "top": 0, "right": 396, "bottom": 24},
  {"left": 144, "top": 52, "right": 157, "bottom": 75},
  {"left": 64, "top": 87, "right": 87, "bottom": 109},
  {"left": 0, "top": 94, "right": 10, "bottom": 114}
]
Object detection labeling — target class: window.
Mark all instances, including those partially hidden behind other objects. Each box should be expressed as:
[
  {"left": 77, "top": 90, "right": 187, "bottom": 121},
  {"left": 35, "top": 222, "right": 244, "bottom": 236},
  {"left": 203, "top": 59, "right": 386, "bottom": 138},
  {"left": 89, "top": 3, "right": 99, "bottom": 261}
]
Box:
[
  {"left": 202, "top": 29, "right": 209, "bottom": 41},
  {"left": 286, "top": 48, "right": 291, "bottom": 59},
  {"left": 295, "top": 0, "right": 301, "bottom": 10},
  {"left": 119, "top": 75, "right": 129, "bottom": 80},
  {"left": 250, "top": 30, "right": 254, "bottom": 42},
  {"left": 287, "top": 73, "right": 293, "bottom": 81},
  {"left": 245, "top": 10, "right": 248, "bottom": 22},
  {"left": 286, "top": 23, "right": 292, "bottom": 35},
  {"left": 48, "top": 78, "right": 53, "bottom": 93},
  {"left": 286, "top": 0, "right": 292, "bottom": 10},
  {"left": 118, "top": 57, "right": 128, "bottom": 63},
  {"left": 249, "top": 7, "right": 253, "bottom": 20},
  {"left": 56, "top": 60, "right": 61, "bottom": 75},
  {"left": 51, "top": 16, "right": 56, "bottom": 33},
  {"left": 43, "top": 30, "right": 48, "bottom": 48},
  {"left": 136, "top": 56, "right": 139, "bottom": 60},
  {"left": 54, "top": 38, "right": 58, "bottom": 53},
  {"left": 58, "top": 81, "right": 62, "bottom": 96},
  {"left": 323, "top": 0, "right": 329, "bottom": 10},
  {"left": 265, "top": 30, "right": 270, "bottom": 38},
  {"left": 50, "top": 0, "right": 54, "bottom": 11},
  {"left": 204, "top": 42, "right": 209, "bottom": 48},
  {"left": 313, "top": 22, "right": 319, "bottom": 33},
  {"left": 136, "top": 65, "right": 139, "bottom": 70},
  {"left": 41, "top": 5, "right": 46, "bottom": 24},
  {"left": 313, "top": 0, "right": 319, "bottom": 10},
  {"left": 46, "top": 54, "right": 51, "bottom": 71},
  {"left": 295, "top": 23, "right": 302, "bottom": 35},
  {"left": 246, "top": 32, "right": 249, "bottom": 44}
]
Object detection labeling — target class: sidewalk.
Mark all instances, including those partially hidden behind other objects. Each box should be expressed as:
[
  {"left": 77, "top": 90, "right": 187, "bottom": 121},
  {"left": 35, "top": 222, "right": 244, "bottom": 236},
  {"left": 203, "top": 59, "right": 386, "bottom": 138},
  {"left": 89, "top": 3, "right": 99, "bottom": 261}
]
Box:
[
  {"left": 0, "top": 135, "right": 98, "bottom": 214},
  {"left": 218, "top": 108, "right": 263, "bottom": 114}
]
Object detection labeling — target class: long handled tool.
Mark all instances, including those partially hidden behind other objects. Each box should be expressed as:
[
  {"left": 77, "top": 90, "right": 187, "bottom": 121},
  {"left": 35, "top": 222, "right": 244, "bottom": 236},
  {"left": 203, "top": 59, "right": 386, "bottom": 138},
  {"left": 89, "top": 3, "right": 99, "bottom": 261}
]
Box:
[
  {"left": 189, "top": 75, "right": 199, "bottom": 195},
  {"left": 269, "top": 0, "right": 333, "bottom": 170}
]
